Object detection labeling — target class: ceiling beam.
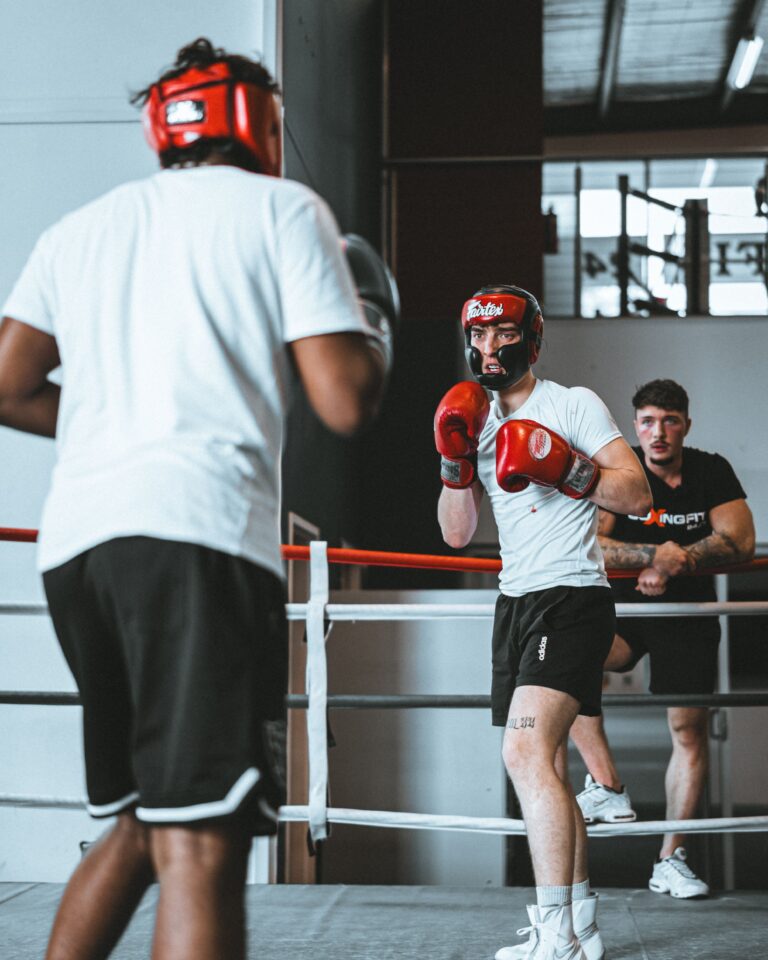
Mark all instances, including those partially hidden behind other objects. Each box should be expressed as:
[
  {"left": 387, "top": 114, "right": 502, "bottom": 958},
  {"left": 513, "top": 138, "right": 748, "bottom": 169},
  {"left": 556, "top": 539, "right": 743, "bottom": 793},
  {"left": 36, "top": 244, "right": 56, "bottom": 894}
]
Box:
[
  {"left": 721, "top": 0, "right": 768, "bottom": 111},
  {"left": 598, "top": 0, "right": 626, "bottom": 117},
  {"left": 545, "top": 90, "right": 768, "bottom": 138}
]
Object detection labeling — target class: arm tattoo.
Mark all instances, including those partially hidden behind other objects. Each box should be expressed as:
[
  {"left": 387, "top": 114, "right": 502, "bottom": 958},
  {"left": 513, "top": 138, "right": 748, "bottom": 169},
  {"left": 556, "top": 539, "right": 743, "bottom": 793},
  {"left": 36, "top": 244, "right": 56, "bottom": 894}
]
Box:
[
  {"left": 599, "top": 537, "right": 656, "bottom": 569},
  {"left": 686, "top": 531, "right": 742, "bottom": 569},
  {"left": 506, "top": 716, "right": 536, "bottom": 730}
]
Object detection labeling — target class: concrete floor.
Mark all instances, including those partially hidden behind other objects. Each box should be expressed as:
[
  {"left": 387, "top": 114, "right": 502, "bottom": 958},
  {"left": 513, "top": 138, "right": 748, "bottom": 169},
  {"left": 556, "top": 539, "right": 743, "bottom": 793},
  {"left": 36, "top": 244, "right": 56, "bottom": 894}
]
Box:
[{"left": 2, "top": 882, "right": 766, "bottom": 959}]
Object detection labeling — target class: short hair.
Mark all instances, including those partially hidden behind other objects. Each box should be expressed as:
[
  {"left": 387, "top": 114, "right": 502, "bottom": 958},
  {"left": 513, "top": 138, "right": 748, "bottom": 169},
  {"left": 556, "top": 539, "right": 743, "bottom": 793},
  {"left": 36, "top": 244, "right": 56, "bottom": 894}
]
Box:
[
  {"left": 130, "top": 37, "right": 280, "bottom": 172},
  {"left": 632, "top": 379, "right": 689, "bottom": 416}
]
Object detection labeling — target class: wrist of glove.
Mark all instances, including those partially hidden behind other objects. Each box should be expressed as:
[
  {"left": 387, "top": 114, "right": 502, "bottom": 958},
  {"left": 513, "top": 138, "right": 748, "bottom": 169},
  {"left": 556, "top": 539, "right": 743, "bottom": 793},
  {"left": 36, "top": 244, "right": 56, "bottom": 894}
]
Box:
[
  {"left": 559, "top": 449, "right": 600, "bottom": 499},
  {"left": 440, "top": 454, "right": 478, "bottom": 489}
]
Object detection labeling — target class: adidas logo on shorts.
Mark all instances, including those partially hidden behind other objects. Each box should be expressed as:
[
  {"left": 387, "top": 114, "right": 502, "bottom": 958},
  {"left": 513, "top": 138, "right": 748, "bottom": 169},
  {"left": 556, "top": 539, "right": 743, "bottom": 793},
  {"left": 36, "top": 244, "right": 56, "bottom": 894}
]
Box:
[{"left": 538, "top": 636, "right": 547, "bottom": 661}]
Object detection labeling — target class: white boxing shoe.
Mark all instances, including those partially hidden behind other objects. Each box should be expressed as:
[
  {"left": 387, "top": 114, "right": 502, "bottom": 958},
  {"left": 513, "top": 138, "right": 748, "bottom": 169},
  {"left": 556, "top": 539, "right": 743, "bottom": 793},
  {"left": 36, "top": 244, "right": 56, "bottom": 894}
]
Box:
[
  {"left": 495, "top": 904, "right": 538, "bottom": 960},
  {"left": 649, "top": 847, "right": 709, "bottom": 899},
  {"left": 495, "top": 895, "right": 604, "bottom": 960},
  {"left": 495, "top": 903, "right": 586, "bottom": 960},
  {"left": 571, "top": 895, "right": 605, "bottom": 960}
]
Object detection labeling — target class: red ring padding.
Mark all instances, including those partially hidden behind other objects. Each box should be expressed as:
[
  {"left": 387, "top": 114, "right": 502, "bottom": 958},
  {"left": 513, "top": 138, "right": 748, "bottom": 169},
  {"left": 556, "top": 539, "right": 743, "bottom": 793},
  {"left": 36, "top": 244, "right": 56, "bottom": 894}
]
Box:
[{"left": 2, "top": 527, "right": 766, "bottom": 578}]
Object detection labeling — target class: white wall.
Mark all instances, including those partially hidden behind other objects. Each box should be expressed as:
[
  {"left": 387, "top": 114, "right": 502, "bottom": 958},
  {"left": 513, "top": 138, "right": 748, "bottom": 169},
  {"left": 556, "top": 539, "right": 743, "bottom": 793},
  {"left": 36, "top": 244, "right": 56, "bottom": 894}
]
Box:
[{"left": 0, "top": 0, "right": 278, "bottom": 883}]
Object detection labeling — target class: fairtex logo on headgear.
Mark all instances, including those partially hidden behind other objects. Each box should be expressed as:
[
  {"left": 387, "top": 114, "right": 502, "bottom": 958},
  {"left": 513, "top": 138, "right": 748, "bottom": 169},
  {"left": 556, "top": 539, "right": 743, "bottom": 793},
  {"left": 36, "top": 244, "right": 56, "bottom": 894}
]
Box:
[{"left": 465, "top": 300, "right": 505, "bottom": 321}]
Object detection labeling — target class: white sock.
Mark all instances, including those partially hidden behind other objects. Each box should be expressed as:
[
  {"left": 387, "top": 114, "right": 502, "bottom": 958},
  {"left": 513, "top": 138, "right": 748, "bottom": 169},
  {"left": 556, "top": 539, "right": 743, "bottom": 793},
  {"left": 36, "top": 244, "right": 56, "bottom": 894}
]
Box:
[
  {"left": 571, "top": 879, "right": 591, "bottom": 901},
  {"left": 536, "top": 885, "right": 571, "bottom": 907}
]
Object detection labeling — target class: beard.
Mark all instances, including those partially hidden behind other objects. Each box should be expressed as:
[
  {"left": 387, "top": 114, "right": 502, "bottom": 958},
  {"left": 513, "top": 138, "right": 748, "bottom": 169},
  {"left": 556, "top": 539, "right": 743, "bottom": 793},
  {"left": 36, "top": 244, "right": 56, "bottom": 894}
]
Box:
[{"left": 649, "top": 454, "right": 674, "bottom": 466}]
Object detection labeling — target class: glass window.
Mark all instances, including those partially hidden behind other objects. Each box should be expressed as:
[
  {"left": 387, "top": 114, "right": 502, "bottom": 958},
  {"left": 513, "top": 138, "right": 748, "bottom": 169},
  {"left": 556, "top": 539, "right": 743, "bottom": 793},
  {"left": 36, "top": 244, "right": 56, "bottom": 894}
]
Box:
[
  {"left": 542, "top": 162, "right": 577, "bottom": 317},
  {"left": 542, "top": 156, "right": 768, "bottom": 317},
  {"left": 649, "top": 158, "right": 768, "bottom": 316},
  {"left": 579, "top": 161, "right": 646, "bottom": 318}
]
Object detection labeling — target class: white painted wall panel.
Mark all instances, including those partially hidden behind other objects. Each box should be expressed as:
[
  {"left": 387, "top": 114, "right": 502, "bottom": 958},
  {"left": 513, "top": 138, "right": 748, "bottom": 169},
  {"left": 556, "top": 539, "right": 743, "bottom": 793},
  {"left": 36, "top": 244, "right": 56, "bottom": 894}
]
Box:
[
  {"left": 0, "top": 123, "right": 156, "bottom": 311},
  {"left": 0, "top": 1, "right": 277, "bottom": 122}
]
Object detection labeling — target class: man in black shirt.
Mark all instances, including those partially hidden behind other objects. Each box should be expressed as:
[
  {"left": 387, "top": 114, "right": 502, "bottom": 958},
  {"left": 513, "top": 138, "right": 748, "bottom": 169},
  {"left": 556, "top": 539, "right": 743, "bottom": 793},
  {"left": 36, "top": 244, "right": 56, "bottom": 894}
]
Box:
[{"left": 570, "top": 379, "right": 754, "bottom": 898}]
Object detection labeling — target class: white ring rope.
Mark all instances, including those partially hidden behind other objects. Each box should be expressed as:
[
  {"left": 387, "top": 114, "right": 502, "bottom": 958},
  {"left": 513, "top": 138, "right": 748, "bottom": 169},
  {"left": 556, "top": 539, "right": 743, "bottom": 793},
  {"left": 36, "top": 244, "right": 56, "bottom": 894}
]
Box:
[
  {"left": 3, "top": 601, "right": 768, "bottom": 620},
  {"left": 282, "top": 806, "right": 768, "bottom": 837},
  {"left": 0, "top": 794, "right": 85, "bottom": 810},
  {"left": 285, "top": 601, "right": 768, "bottom": 621},
  {"left": 1, "top": 795, "right": 766, "bottom": 838}
]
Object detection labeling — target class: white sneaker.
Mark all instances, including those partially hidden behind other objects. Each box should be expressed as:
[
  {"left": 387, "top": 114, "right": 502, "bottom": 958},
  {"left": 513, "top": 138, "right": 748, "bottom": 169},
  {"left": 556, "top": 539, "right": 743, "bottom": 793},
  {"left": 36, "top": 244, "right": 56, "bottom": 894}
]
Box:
[
  {"left": 576, "top": 774, "right": 637, "bottom": 824},
  {"left": 495, "top": 896, "right": 604, "bottom": 960},
  {"left": 495, "top": 904, "right": 586, "bottom": 960},
  {"left": 648, "top": 847, "right": 709, "bottom": 899}
]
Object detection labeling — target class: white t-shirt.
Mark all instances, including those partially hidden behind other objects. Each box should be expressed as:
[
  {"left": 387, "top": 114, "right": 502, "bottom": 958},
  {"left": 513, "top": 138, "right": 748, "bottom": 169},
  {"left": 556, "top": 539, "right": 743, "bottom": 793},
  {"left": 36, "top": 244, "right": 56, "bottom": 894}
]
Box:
[
  {"left": 476, "top": 379, "right": 622, "bottom": 597},
  {"left": 2, "top": 167, "right": 369, "bottom": 576}
]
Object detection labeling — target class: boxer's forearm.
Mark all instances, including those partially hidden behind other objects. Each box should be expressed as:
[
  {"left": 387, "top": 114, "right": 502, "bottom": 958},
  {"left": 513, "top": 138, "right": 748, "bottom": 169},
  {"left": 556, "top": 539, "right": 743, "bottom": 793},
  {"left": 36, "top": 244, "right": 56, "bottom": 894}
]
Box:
[
  {"left": 686, "top": 499, "right": 755, "bottom": 569},
  {"left": 686, "top": 531, "right": 749, "bottom": 569},
  {"left": 438, "top": 483, "right": 483, "bottom": 549},
  {"left": 588, "top": 438, "right": 652, "bottom": 517},
  {"left": 598, "top": 535, "right": 656, "bottom": 569},
  {"left": 0, "top": 381, "right": 60, "bottom": 438}
]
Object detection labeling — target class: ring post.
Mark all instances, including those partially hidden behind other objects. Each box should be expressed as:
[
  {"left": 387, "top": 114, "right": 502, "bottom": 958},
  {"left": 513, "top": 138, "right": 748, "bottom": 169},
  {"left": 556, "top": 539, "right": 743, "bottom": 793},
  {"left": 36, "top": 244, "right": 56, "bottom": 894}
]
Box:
[
  {"left": 716, "top": 572, "right": 735, "bottom": 889},
  {"left": 306, "top": 541, "right": 330, "bottom": 843}
]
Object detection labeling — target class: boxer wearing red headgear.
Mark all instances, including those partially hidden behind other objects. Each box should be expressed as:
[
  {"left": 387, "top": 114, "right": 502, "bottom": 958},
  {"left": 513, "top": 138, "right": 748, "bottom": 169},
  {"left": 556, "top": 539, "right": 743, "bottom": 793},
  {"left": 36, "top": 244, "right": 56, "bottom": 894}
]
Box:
[
  {"left": 135, "top": 38, "right": 282, "bottom": 175},
  {"left": 435, "top": 283, "right": 651, "bottom": 960},
  {"left": 461, "top": 284, "right": 543, "bottom": 390}
]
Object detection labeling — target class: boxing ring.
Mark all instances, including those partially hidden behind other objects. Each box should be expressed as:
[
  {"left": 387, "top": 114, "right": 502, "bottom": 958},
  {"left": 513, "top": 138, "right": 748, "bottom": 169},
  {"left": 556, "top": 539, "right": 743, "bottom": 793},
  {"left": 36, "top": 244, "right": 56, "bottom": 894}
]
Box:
[{"left": 1, "top": 528, "right": 768, "bottom": 959}]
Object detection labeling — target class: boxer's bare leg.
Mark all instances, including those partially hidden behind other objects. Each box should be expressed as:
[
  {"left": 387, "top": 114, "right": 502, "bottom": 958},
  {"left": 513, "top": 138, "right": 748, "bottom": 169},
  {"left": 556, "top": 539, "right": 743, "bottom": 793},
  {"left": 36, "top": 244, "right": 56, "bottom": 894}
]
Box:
[
  {"left": 555, "top": 742, "right": 588, "bottom": 884},
  {"left": 45, "top": 812, "right": 154, "bottom": 960},
  {"left": 570, "top": 633, "right": 634, "bottom": 790},
  {"left": 660, "top": 706, "right": 709, "bottom": 858},
  {"left": 502, "top": 685, "right": 581, "bottom": 885},
  {"left": 150, "top": 822, "right": 251, "bottom": 960}
]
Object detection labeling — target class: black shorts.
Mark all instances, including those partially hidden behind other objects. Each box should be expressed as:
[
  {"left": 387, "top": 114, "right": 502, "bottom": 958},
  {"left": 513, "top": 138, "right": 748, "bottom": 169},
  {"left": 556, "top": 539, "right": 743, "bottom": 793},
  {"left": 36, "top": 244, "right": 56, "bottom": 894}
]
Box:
[
  {"left": 616, "top": 616, "right": 721, "bottom": 695},
  {"left": 43, "top": 536, "right": 288, "bottom": 833},
  {"left": 491, "top": 585, "right": 616, "bottom": 724}
]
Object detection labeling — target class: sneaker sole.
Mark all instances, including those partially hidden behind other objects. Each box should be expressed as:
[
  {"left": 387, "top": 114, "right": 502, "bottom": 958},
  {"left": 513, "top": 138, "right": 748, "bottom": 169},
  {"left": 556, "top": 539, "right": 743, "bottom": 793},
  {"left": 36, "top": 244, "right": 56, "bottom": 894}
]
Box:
[
  {"left": 648, "top": 880, "right": 708, "bottom": 899},
  {"left": 582, "top": 812, "right": 637, "bottom": 824}
]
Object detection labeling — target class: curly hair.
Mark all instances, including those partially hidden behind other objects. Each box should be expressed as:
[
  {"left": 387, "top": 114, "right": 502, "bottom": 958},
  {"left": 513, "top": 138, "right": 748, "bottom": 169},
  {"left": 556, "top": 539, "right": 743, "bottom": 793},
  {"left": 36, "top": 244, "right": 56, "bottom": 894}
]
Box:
[
  {"left": 130, "top": 38, "right": 280, "bottom": 172},
  {"left": 632, "top": 379, "right": 689, "bottom": 415}
]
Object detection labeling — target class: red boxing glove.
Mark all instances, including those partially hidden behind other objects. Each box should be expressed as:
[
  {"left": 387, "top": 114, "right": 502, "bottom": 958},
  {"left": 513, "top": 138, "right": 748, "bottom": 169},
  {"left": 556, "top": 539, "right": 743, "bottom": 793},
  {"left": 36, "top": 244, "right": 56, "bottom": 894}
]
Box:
[
  {"left": 434, "top": 381, "right": 490, "bottom": 488},
  {"left": 496, "top": 419, "right": 599, "bottom": 499}
]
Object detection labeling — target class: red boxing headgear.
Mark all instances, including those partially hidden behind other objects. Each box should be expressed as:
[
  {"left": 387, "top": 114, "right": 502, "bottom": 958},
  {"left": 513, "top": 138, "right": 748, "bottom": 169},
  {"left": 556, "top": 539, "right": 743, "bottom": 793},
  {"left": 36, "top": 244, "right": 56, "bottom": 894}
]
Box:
[
  {"left": 461, "top": 285, "right": 543, "bottom": 390},
  {"left": 142, "top": 61, "right": 282, "bottom": 176}
]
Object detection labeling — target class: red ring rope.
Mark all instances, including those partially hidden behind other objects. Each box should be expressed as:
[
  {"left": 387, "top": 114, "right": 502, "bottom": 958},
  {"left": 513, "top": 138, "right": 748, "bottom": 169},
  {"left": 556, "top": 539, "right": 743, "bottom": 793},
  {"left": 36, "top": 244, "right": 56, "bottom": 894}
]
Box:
[
  {"left": 1, "top": 526, "right": 766, "bottom": 578},
  {"left": 0, "top": 527, "right": 38, "bottom": 543}
]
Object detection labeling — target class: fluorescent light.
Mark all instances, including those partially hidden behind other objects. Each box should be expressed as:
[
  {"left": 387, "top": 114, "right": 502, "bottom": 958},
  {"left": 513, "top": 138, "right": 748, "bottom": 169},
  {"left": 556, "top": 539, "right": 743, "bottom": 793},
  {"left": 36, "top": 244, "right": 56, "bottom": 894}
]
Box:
[{"left": 726, "top": 35, "right": 764, "bottom": 90}]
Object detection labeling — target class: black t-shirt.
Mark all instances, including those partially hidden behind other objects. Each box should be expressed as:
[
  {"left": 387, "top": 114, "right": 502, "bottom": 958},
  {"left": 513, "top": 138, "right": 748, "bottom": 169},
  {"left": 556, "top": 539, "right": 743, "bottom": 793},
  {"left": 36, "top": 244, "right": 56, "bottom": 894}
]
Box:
[{"left": 609, "top": 446, "right": 746, "bottom": 604}]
